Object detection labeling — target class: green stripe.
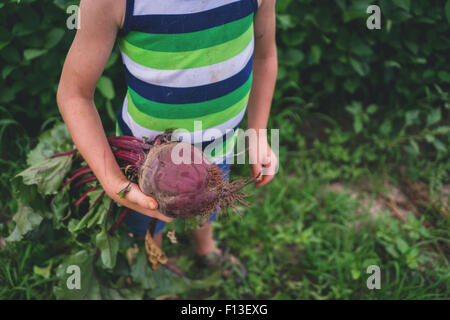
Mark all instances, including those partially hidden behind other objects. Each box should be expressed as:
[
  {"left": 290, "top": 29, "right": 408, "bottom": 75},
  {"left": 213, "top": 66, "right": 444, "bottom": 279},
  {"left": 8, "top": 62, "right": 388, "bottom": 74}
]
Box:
[
  {"left": 119, "top": 23, "right": 253, "bottom": 70},
  {"left": 128, "top": 74, "right": 252, "bottom": 119},
  {"left": 127, "top": 91, "right": 249, "bottom": 132},
  {"left": 206, "top": 129, "right": 239, "bottom": 158},
  {"left": 125, "top": 15, "right": 253, "bottom": 53},
  {"left": 115, "top": 122, "right": 123, "bottom": 136}
]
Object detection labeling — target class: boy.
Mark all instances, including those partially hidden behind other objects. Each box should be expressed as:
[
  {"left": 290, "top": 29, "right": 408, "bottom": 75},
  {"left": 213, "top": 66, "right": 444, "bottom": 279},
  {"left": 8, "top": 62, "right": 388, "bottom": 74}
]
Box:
[{"left": 57, "top": 0, "right": 278, "bottom": 274}]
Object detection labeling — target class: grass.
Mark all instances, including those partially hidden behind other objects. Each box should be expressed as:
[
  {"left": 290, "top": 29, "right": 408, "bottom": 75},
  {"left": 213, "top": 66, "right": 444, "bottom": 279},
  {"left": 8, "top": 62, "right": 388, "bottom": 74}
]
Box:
[
  {"left": 0, "top": 107, "right": 448, "bottom": 300},
  {"left": 162, "top": 158, "right": 449, "bottom": 300}
]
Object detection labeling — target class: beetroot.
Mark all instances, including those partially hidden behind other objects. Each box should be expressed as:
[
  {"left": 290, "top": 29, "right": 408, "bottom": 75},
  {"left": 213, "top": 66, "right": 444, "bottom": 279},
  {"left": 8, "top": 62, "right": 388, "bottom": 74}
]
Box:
[{"left": 55, "top": 132, "right": 258, "bottom": 219}]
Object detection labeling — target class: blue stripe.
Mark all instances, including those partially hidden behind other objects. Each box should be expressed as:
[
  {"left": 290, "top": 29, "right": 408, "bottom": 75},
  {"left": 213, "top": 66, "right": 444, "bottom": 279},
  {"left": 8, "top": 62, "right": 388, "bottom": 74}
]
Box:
[
  {"left": 116, "top": 106, "right": 133, "bottom": 136},
  {"left": 128, "top": 1, "right": 255, "bottom": 34},
  {"left": 117, "top": 104, "right": 241, "bottom": 150},
  {"left": 125, "top": 56, "right": 253, "bottom": 104},
  {"left": 118, "top": 0, "right": 135, "bottom": 37}
]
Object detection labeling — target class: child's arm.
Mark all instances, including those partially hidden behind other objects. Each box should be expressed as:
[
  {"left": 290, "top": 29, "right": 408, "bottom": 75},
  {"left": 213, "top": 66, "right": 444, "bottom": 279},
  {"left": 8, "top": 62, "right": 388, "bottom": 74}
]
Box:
[
  {"left": 57, "top": 0, "right": 171, "bottom": 222},
  {"left": 247, "top": 0, "right": 278, "bottom": 186}
]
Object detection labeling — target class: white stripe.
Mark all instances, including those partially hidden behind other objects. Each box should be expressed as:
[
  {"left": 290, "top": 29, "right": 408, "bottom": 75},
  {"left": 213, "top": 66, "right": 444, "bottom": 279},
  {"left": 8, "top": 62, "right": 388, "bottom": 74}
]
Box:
[
  {"left": 208, "top": 148, "right": 237, "bottom": 164},
  {"left": 121, "top": 39, "right": 254, "bottom": 88},
  {"left": 121, "top": 96, "right": 247, "bottom": 142},
  {"left": 133, "top": 0, "right": 241, "bottom": 16}
]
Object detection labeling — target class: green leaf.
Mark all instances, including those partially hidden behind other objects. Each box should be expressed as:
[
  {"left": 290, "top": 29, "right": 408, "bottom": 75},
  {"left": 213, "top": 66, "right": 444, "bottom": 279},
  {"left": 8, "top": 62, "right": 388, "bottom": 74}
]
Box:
[
  {"left": 283, "top": 49, "right": 304, "bottom": 66},
  {"left": 396, "top": 238, "right": 409, "bottom": 254},
  {"left": 105, "top": 50, "right": 119, "bottom": 69},
  {"left": 16, "top": 155, "right": 72, "bottom": 196},
  {"left": 349, "top": 58, "right": 369, "bottom": 77},
  {"left": 433, "top": 126, "right": 450, "bottom": 135},
  {"left": 96, "top": 230, "right": 119, "bottom": 269},
  {"left": 366, "top": 104, "right": 378, "bottom": 114},
  {"left": 432, "top": 138, "right": 446, "bottom": 153},
  {"left": 33, "top": 262, "right": 53, "bottom": 279},
  {"left": 351, "top": 268, "right": 361, "bottom": 280},
  {"left": 437, "top": 71, "right": 450, "bottom": 83},
  {"left": 6, "top": 204, "right": 43, "bottom": 242},
  {"left": 426, "top": 109, "right": 441, "bottom": 127},
  {"left": 24, "top": 48, "right": 48, "bottom": 61},
  {"left": 424, "top": 134, "right": 435, "bottom": 143},
  {"left": 405, "top": 110, "right": 420, "bottom": 127},
  {"left": 276, "top": 14, "right": 294, "bottom": 30},
  {"left": 384, "top": 60, "right": 402, "bottom": 69},
  {"left": 409, "top": 139, "right": 420, "bottom": 155},
  {"left": 51, "top": 189, "right": 71, "bottom": 228},
  {"left": 96, "top": 76, "right": 115, "bottom": 100},
  {"left": 354, "top": 117, "right": 363, "bottom": 134},
  {"left": 71, "top": 189, "right": 105, "bottom": 232},
  {"left": 2, "top": 65, "right": 16, "bottom": 79},
  {"left": 54, "top": 250, "right": 144, "bottom": 300},
  {"left": 27, "top": 123, "right": 73, "bottom": 166},
  {"left": 351, "top": 42, "right": 373, "bottom": 56},
  {"left": 54, "top": 250, "right": 99, "bottom": 300},
  {"left": 45, "top": 28, "right": 65, "bottom": 49},
  {"left": 131, "top": 250, "right": 158, "bottom": 289},
  {"left": 130, "top": 250, "right": 220, "bottom": 296},
  {"left": 345, "top": 101, "right": 362, "bottom": 115},
  {"left": 445, "top": 0, "right": 450, "bottom": 24},
  {"left": 309, "top": 45, "right": 321, "bottom": 65},
  {"left": 87, "top": 196, "right": 111, "bottom": 228},
  {"left": 393, "top": 0, "right": 411, "bottom": 11},
  {"left": 379, "top": 120, "right": 392, "bottom": 136}
]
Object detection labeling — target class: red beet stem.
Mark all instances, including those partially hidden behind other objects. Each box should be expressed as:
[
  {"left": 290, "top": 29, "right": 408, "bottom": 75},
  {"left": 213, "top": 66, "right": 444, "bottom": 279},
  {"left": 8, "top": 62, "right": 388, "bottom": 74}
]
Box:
[
  {"left": 74, "top": 186, "right": 97, "bottom": 207},
  {"left": 108, "top": 136, "right": 142, "bottom": 143},
  {"left": 73, "top": 175, "right": 97, "bottom": 188},
  {"left": 51, "top": 149, "right": 77, "bottom": 158},
  {"left": 114, "top": 150, "right": 142, "bottom": 164},
  {"left": 232, "top": 172, "right": 261, "bottom": 193},
  {"left": 108, "top": 137, "right": 150, "bottom": 151},
  {"left": 61, "top": 166, "right": 92, "bottom": 188},
  {"left": 108, "top": 207, "right": 131, "bottom": 234}
]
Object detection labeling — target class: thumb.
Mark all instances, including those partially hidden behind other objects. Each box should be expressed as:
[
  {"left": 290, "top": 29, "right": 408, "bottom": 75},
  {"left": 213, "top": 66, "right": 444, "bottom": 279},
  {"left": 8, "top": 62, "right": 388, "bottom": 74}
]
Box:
[
  {"left": 251, "top": 163, "right": 263, "bottom": 182},
  {"left": 125, "top": 183, "right": 159, "bottom": 211}
]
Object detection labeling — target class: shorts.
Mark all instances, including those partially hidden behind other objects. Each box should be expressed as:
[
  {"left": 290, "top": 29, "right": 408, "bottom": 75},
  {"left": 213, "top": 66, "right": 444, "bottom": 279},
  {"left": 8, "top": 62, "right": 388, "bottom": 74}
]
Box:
[{"left": 125, "top": 162, "right": 231, "bottom": 236}]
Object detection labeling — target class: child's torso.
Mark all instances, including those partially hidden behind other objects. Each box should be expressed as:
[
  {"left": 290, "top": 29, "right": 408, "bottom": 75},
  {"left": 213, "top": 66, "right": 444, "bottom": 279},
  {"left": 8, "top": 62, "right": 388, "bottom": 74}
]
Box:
[{"left": 116, "top": 0, "right": 258, "bottom": 162}]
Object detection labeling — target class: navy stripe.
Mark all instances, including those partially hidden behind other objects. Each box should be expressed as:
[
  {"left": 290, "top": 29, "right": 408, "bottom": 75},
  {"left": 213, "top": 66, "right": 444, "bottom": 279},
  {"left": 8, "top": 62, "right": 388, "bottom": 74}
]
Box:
[
  {"left": 179, "top": 124, "right": 241, "bottom": 151},
  {"left": 118, "top": 0, "right": 135, "bottom": 37},
  {"left": 116, "top": 106, "right": 133, "bottom": 136},
  {"left": 126, "top": 56, "right": 253, "bottom": 104},
  {"left": 201, "top": 124, "right": 240, "bottom": 151},
  {"left": 252, "top": 0, "right": 259, "bottom": 13},
  {"left": 128, "top": 1, "right": 255, "bottom": 34},
  {"left": 117, "top": 104, "right": 241, "bottom": 150}
]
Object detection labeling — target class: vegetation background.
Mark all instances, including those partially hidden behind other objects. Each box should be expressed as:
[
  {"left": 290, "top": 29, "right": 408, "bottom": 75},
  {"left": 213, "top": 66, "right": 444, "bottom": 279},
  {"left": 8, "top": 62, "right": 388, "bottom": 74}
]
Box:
[{"left": 0, "top": 0, "right": 449, "bottom": 299}]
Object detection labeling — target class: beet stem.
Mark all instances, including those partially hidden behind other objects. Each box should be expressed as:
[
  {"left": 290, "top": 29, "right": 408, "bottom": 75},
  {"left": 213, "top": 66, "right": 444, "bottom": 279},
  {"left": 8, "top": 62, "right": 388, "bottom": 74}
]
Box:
[
  {"left": 73, "top": 175, "right": 97, "bottom": 188},
  {"left": 74, "top": 186, "right": 97, "bottom": 207},
  {"left": 51, "top": 149, "right": 77, "bottom": 158},
  {"left": 108, "top": 208, "right": 131, "bottom": 234}
]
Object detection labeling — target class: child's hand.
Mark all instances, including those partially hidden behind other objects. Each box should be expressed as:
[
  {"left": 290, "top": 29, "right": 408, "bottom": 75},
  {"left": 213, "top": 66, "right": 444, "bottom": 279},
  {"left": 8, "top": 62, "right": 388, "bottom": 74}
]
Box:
[
  {"left": 248, "top": 134, "right": 278, "bottom": 187},
  {"left": 106, "top": 179, "right": 173, "bottom": 223}
]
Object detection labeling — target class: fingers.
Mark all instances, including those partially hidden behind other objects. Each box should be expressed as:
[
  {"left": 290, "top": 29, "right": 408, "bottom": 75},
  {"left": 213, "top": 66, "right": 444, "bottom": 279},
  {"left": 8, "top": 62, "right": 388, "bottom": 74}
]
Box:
[
  {"left": 124, "top": 183, "right": 158, "bottom": 210},
  {"left": 117, "top": 183, "right": 173, "bottom": 223},
  {"left": 140, "top": 209, "right": 173, "bottom": 223},
  {"left": 250, "top": 163, "right": 263, "bottom": 183},
  {"left": 252, "top": 149, "right": 278, "bottom": 187},
  {"left": 256, "top": 162, "right": 276, "bottom": 187}
]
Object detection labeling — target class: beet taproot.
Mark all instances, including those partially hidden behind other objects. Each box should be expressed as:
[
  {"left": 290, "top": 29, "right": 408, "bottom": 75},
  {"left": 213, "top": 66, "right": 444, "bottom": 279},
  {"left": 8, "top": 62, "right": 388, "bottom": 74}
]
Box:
[{"left": 55, "top": 132, "right": 258, "bottom": 219}]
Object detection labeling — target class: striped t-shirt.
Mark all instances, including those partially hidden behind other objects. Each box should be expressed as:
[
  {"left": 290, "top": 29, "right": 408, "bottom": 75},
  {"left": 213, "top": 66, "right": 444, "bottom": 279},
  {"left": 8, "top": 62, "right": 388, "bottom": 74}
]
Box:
[{"left": 115, "top": 0, "right": 258, "bottom": 162}]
